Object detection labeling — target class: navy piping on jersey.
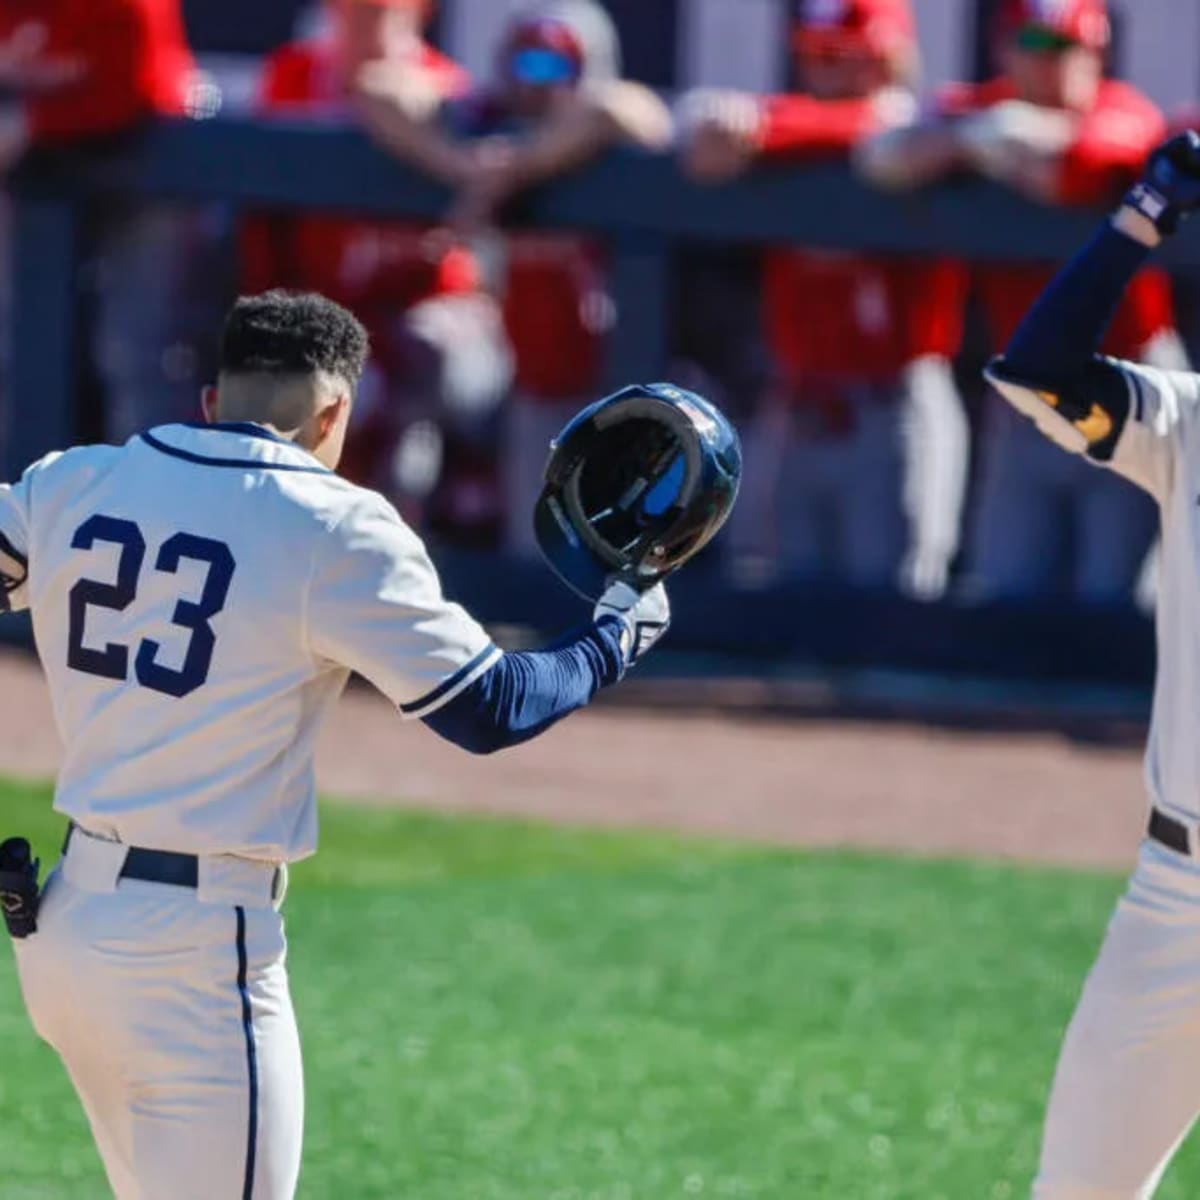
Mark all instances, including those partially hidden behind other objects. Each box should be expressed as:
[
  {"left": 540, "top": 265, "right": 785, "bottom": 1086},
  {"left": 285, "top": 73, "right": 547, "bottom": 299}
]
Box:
[
  {"left": 235, "top": 906, "right": 259, "bottom": 1200},
  {"left": 1129, "top": 371, "right": 1145, "bottom": 422},
  {"left": 399, "top": 643, "right": 500, "bottom": 715},
  {"left": 140, "top": 429, "right": 333, "bottom": 474},
  {"left": 184, "top": 420, "right": 292, "bottom": 445}
]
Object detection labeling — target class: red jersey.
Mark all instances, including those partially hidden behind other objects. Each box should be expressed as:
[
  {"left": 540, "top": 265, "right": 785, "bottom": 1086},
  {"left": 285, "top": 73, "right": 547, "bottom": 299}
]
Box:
[
  {"left": 939, "top": 77, "right": 1173, "bottom": 357},
  {"left": 447, "top": 90, "right": 608, "bottom": 401},
  {"left": 0, "top": 0, "right": 194, "bottom": 145},
  {"left": 757, "top": 93, "right": 963, "bottom": 386},
  {"left": 501, "top": 232, "right": 608, "bottom": 400},
  {"left": 240, "top": 38, "right": 477, "bottom": 328}
]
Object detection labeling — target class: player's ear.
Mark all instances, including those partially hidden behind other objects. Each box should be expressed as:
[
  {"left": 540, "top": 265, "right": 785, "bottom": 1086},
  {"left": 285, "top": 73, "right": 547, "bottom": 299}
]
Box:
[
  {"left": 200, "top": 386, "right": 219, "bottom": 424},
  {"left": 317, "top": 394, "right": 349, "bottom": 440}
]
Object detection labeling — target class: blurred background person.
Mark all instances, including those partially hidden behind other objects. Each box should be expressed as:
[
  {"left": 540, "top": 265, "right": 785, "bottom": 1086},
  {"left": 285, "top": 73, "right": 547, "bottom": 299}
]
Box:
[
  {"left": 0, "top": 0, "right": 201, "bottom": 448},
  {"left": 242, "top": 0, "right": 513, "bottom": 543},
  {"left": 678, "top": 0, "right": 968, "bottom": 600},
  {"left": 353, "top": 0, "right": 672, "bottom": 558},
  {"left": 860, "top": 0, "right": 1186, "bottom": 606}
]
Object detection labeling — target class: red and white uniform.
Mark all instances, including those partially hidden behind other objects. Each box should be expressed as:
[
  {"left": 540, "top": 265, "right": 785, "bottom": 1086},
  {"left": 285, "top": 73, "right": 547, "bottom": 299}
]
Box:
[
  {"left": 444, "top": 86, "right": 612, "bottom": 554},
  {"left": 939, "top": 77, "right": 1174, "bottom": 361},
  {"left": 0, "top": 0, "right": 200, "bottom": 447},
  {"left": 498, "top": 227, "right": 611, "bottom": 555},
  {"left": 502, "top": 232, "right": 608, "bottom": 402},
  {"left": 241, "top": 36, "right": 510, "bottom": 518},
  {"left": 241, "top": 37, "right": 478, "bottom": 332},
  {"left": 760, "top": 95, "right": 964, "bottom": 385},
  {"left": 729, "top": 88, "right": 967, "bottom": 594},
  {"left": 0, "top": 0, "right": 195, "bottom": 144}
]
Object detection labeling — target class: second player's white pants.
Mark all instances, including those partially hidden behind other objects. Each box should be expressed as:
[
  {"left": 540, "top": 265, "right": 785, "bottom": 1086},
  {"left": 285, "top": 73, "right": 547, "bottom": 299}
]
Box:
[
  {"left": 13, "top": 831, "right": 302, "bottom": 1199},
  {"left": 1034, "top": 834, "right": 1200, "bottom": 1198}
]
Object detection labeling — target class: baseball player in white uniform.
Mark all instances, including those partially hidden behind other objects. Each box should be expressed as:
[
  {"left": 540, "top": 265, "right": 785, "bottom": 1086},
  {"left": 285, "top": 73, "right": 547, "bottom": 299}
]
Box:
[
  {"left": 987, "top": 131, "right": 1200, "bottom": 1196},
  {"left": 0, "top": 290, "right": 670, "bottom": 1199}
]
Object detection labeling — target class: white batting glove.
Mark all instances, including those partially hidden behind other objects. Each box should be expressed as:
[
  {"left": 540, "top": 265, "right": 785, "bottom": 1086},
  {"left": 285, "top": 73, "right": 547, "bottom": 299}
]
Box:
[{"left": 594, "top": 580, "right": 670, "bottom": 668}]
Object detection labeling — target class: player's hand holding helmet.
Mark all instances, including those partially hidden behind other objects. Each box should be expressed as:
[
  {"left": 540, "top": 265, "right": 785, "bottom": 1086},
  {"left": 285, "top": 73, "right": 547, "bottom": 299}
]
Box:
[
  {"left": 594, "top": 579, "right": 670, "bottom": 667},
  {"left": 1124, "top": 130, "right": 1200, "bottom": 236}
]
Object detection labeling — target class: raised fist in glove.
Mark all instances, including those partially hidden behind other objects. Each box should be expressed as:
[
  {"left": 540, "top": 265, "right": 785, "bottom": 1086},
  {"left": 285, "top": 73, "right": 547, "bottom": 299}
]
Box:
[
  {"left": 1124, "top": 130, "right": 1200, "bottom": 235},
  {"left": 594, "top": 580, "right": 670, "bottom": 668}
]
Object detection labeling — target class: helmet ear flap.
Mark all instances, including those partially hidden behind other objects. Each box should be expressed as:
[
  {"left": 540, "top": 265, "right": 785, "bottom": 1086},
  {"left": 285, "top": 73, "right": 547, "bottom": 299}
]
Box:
[{"left": 533, "top": 383, "right": 742, "bottom": 600}]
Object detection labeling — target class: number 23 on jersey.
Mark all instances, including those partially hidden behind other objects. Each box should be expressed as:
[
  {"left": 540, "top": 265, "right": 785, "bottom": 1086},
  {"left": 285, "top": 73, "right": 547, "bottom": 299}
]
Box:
[{"left": 66, "top": 514, "right": 236, "bottom": 699}]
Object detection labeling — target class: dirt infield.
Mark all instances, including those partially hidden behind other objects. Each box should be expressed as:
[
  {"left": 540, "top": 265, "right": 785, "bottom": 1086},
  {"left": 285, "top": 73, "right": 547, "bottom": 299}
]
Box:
[{"left": 0, "top": 647, "right": 1148, "bottom": 870}]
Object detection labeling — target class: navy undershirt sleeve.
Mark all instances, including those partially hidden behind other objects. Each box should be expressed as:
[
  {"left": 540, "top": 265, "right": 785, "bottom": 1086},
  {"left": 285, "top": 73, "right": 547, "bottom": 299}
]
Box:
[
  {"left": 1004, "top": 221, "right": 1154, "bottom": 385},
  {"left": 422, "top": 618, "right": 627, "bottom": 754}
]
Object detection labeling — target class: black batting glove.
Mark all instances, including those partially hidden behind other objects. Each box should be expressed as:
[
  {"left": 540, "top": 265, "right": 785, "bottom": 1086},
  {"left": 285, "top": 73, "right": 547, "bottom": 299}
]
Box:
[{"left": 1124, "top": 130, "right": 1200, "bottom": 236}]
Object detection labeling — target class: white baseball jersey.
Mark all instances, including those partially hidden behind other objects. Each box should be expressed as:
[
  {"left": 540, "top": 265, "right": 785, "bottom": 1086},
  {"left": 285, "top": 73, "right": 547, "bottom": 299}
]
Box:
[
  {"left": 0, "top": 422, "right": 500, "bottom": 862},
  {"left": 993, "top": 359, "right": 1200, "bottom": 821}
]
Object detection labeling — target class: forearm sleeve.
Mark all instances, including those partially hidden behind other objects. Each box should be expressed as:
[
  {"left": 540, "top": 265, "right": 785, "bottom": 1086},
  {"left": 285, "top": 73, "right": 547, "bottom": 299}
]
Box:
[
  {"left": 421, "top": 619, "right": 627, "bottom": 754},
  {"left": 1004, "top": 220, "right": 1153, "bottom": 384}
]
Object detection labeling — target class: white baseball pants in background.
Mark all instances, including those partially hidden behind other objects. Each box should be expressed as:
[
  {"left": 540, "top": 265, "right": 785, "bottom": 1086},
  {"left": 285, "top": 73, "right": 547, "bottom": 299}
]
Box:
[
  {"left": 13, "top": 830, "right": 302, "bottom": 1199},
  {"left": 1034, "top": 834, "right": 1200, "bottom": 1198}
]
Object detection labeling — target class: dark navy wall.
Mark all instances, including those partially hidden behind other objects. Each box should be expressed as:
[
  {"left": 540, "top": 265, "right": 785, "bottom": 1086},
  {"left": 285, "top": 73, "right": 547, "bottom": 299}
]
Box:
[{"left": 182, "top": 0, "right": 310, "bottom": 55}]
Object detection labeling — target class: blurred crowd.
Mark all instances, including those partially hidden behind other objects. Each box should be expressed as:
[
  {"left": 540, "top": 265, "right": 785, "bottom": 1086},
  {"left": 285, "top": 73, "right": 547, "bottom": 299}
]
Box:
[{"left": 0, "top": 0, "right": 1192, "bottom": 609}]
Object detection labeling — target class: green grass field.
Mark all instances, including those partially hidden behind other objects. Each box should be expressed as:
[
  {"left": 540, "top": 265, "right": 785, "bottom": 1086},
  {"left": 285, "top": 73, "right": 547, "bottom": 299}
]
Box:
[{"left": 1, "top": 775, "right": 1198, "bottom": 1199}]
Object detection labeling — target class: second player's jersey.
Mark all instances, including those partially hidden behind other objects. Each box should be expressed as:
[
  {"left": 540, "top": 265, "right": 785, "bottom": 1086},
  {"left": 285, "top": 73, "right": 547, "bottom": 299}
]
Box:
[
  {"left": 1062, "top": 362, "right": 1200, "bottom": 818},
  {"left": 0, "top": 423, "right": 499, "bottom": 862}
]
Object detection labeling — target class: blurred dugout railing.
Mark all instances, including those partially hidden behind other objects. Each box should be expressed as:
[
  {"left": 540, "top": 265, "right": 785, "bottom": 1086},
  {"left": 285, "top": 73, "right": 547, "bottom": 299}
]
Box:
[{"left": 10, "top": 116, "right": 1187, "bottom": 695}]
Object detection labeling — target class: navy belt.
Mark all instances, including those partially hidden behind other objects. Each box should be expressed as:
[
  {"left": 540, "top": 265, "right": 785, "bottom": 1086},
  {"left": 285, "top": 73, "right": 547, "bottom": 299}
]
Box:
[
  {"left": 1148, "top": 808, "right": 1191, "bottom": 856},
  {"left": 64, "top": 823, "right": 199, "bottom": 889}
]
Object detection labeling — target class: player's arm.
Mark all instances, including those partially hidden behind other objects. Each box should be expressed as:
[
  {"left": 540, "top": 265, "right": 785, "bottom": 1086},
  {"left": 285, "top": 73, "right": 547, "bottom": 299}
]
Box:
[
  {"left": 307, "top": 496, "right": 668, "bottom": 754},
  {"left": 987, "top": 132, "right": 1200, "bottom": 500},
  {"left": 854, "top": 111, "right": 970, "bottom": 190},
  {"left": 679, "top": 89, "right": 910, "bottom": 184},
  {"left": 481, "top": 81, "right": 673, "bottom": 193},
  {"left": 856, "top": 84, "right": 1078, "bottom": 195},
  {"left": 421, "top": 583, "right": 667, "bottom": 754},
  {"left": 349, "top": 61, "right": 476, "bottom": 187}
]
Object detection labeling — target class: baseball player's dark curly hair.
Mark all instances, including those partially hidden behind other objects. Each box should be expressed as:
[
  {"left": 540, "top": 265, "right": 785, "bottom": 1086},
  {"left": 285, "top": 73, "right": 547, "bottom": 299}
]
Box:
[{"left": 219, "top": 290, "right": 369, "bottom": 387}]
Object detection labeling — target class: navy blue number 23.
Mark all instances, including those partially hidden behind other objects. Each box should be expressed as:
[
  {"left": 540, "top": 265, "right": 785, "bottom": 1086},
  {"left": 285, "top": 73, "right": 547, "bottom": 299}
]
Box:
[{"left": 67, "top": 516, "right": 236, "bottom": 699}]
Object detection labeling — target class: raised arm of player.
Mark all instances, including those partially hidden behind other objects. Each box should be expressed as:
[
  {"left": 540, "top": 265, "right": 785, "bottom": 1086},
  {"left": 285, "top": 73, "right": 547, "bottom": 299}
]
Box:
[
  {"left": 306, "top": 491, "right": 668, "bottom": 755},
  {"left": 987, "top": 131, "right": 1200, "bottom": 501}
]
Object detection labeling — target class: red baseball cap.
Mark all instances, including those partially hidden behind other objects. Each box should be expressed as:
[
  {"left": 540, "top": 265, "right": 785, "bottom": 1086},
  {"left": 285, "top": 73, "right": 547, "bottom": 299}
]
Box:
[
  {"left": 792, "top": 0, "right": 916, "bottom": 60},
  {"left": 999, "top": 0, "right": 1110, "bottom": 52}
]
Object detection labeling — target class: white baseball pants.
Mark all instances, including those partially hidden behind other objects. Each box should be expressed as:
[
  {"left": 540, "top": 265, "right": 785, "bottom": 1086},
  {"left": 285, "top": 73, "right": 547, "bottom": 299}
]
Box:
[
  {"left": 13, "top": 830, "right": 302, "bottom": 1199},
  {"left": 1033, "top": 834, "right": 1200, "bottom": 1198}
]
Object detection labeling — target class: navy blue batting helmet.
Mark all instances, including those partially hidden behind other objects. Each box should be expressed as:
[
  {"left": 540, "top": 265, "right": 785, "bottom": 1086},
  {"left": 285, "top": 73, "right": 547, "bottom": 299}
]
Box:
[{"left": 533, "top": 383, "right": 742, "bottom": 599}]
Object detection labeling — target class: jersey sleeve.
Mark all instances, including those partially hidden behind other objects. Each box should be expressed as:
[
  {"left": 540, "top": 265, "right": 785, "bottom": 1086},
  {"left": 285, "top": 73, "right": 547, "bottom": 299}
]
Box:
[
  {"left": 307, "top": 494, "right": 500, "bottom": 718},
  {"left": 988, "top": 356, "right": 1194, "bottom": 504},
  {"left": 757, "top": 95, "right": 877, "bottom": 159},
  {"left": 1103, "top": 360, "right": 1200, "bottom": 502}
]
